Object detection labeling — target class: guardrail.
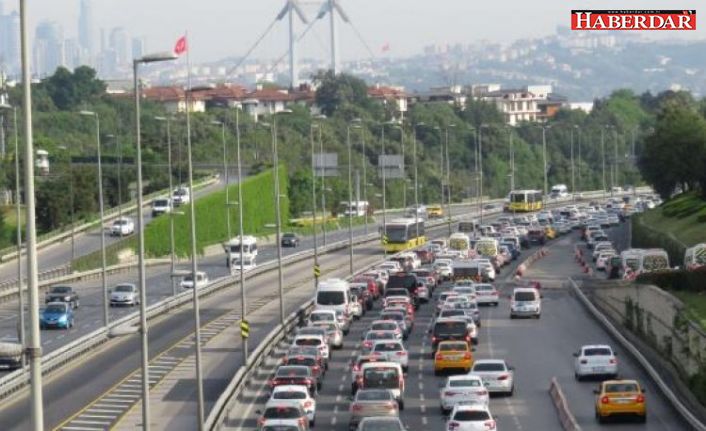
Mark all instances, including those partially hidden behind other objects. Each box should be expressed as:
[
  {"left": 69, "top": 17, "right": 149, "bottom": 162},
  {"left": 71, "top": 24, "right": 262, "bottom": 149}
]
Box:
[
  {"left": 0, "top": 176, "right": 219, "bottom": 263},
  {"left": 549, "top": 377, "right": 582, "bottom": 431},
  {"left": 568, "top": 277, "right": 706, "bottom": 431}
]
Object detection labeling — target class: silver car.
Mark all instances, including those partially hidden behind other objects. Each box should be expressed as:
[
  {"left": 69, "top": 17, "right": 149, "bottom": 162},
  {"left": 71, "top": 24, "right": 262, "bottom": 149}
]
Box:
[
  {"left": 109, "top": 283, "right": 139, "bottom": 307},
  {"left": 310, "top": 321, "right": 344, "bottom": 349},
  {"left": 471, "top": 359, "right": 515, "bottom": 396}
]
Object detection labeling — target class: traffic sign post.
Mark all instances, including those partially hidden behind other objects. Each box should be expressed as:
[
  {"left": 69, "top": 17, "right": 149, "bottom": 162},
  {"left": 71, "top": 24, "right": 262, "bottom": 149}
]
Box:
[
  {"left": 313, "top": 265, "right": 321, "bottom": 278},
  {"left": 240, "top": 320, "right": 250, "bottom": 339}
]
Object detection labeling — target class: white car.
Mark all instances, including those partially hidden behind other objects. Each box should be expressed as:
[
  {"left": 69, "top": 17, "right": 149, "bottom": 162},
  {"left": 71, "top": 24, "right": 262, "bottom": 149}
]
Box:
[
  {"left": 292, "top": 334, "right": 329, "bottom": 361},
  {"left": 473, "top": 284, "right": 499, "bottom": 306},
  {"left": 370, "top": 340, "right": 409, "bottom": 371},
  {"left": 110, "top": 217, "right": 135, "bottom": 236},
  {"left": 349, "top": 295, "right": 363, "bottom": 319},
  {"left": 452, "top": 285, "right": 477, "bottom": 301},
  {"left": 151, "top": 197, "right": 172, "bottom": 217},
  {"left": 440, "top": 375, "right": 490, "bottom": 414},
  {"left": 433, "top": 260, "right": 453, "bottom": 280},
  {"left": 596, "top": 252, "right": 615, "bottom": 271},
  {"left": 268, "top": 385, "right": 316, "bottom": 426},
  {"left": 446, "top": 403, "right": 496, "bottom": 431},
  {"left": 471, "top": 359, "right": 515, "bottom": 396},
  {"left": 109, "top": 283, "right": 139, "bottom": 307},
  {"left": 310, "top": 321, "right": 344, "bottom": 349},
  {"left": 573, "top": 344, "right": 618, "bottom": 380},
  {"left": 172, "top": 186, "right": 190, "bottom": 206},
  {"left": 180, "top": 271, "right": 209, "bottom": 289},
  {"left": 367, "top": 320, "right": 403, "bottom": 341}
]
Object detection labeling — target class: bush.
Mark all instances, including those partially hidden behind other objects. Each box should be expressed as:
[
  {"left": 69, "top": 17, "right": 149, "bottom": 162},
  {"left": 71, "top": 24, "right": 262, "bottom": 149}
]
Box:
[
  {"left": 632, "top": 214, "right": 687, "bottom": 267},
  {"left": 636, "top": 268, "right": 706, "bottom": 292}
]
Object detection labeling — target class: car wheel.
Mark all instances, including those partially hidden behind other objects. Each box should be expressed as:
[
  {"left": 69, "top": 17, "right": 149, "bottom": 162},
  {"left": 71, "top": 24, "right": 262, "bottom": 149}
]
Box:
[
  {"left": 596, "top": 411, "right": 605, "bottom": 424},
  {"left": 310, "top": 418, "right": 315, "bottom": 427},
  {"left": 535, "top": 314, "right": 541, "bottom": 319},
  {"left": 507, "top": 386, "right": 514, "bottom": 396},
  {"left": 510, "top": 315, "right": 516, "bottom": 319},
  {"left": 638, "top": 413, "right": 646, "bottom": 423},
  {"left": 317, "top": 381, "right": 322, "bottom": 390},
  {"left": 575, "top": 373, "right": 582, "bottom": 381},
  {"left": 351, "top": 384, "right": 357, "bottom": 395},
  {"left": 398, "top": 400, "right": 404, "bottom": 410}
]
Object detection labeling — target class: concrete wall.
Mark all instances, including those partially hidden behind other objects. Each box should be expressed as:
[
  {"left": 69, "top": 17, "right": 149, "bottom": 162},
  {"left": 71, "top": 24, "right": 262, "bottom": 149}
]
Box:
[{"left": 590, "top": 281, "right": 706, "bottom": 377}]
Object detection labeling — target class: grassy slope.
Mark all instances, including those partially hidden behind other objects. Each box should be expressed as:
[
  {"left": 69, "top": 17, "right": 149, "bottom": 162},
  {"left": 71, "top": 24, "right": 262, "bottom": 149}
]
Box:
[{"left": 639, "top": 191, "right": 706, "bottom": 247}]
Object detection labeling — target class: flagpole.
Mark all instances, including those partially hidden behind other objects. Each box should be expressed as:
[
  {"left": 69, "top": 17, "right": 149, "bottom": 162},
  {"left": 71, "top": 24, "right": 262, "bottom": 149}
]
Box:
[{"left": 182, "top": 31, "right": 206, "bottom": 430}]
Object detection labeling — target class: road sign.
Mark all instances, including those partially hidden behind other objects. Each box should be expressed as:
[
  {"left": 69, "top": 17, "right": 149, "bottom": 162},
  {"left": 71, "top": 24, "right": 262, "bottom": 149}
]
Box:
[
  {"left": 240, "top": 320, "right": 250, "bottom": 339},
  {"left": 378, "top": 155, "right": 404, "bottom": 178},
  {"left": 382, "top": 235, "right": 389, "bottom": 245},
  {"left": 313, "top": 265, "right": 321, "bottom": 277},
  {"left": 313, "top": 153, "right": 339, "bottom": 177}
]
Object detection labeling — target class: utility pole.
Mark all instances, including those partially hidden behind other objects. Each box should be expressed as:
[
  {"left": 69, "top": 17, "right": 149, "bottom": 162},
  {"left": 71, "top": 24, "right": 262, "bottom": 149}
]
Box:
[{"left": 601, "top": 126, "right": 607, "bottom": 199}]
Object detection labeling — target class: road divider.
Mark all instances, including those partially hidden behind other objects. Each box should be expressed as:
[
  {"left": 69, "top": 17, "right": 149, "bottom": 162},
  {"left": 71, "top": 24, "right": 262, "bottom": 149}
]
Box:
[
  {"left": 549, "top": 377, "right": 582, "bottom": 431},
  {"left": 569, "top": 277, "right": 706, "bottom": 431}
]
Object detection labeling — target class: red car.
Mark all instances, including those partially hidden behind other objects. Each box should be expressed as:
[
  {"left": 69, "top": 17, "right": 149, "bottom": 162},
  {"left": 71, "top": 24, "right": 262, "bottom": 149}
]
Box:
[{"left": 353, "top": 276, "right": 380, "bottom": 300}]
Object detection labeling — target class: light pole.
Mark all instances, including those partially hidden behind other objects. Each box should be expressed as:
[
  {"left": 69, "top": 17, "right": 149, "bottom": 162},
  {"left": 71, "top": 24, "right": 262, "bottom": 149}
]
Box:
[
  {"left": 379, "top": 123, "right": 389, "bottom": 257},
  {"left": 507, "top": 126, "right": 515, "bottom": 191},
  {"left": 1, "top": 103, "right": 24, "bottom": 348},
  {"left": 211, "top": 119, "right": 232, "bottom": 240},
  {"left": 347, "top": 119, "right": 362, "bottom": 275},
  {"left": 18, "top": 0, "right": 45, "bottom": 424},
  {"left": 412, "top": 123, "right": 424, "bottom": 242},
  {"left": 133, "top": 51, "right": 178, "bottom": 431},
  {"left": 601, "top": 126, "right": 609, "bottom": 199},
  {"left": 154, "top": 117, "right": 177, "bottom": 296},
  {"left": 445, "top": 124, "right": 455, "bottom": 236},
  {"left": 359, "top": 125, "right": 368, "bottom": 235},
  {"left": 310, "top": 122, "right": 320, "bottom": 288},
  {"left": 233, "top": 107, "right": 248, "bottom": 364},
  {"left": 577, "top": 126, "right": 582, "bottom": 194},
  {"left": 401, "top": 125, "right": 407, "bottom": 209},
  {"left": 478, "top": 124, "right": 489, "bottom": 224},
  {"left": 80, "top": 110, "right": 109, "bottom": 328},
  {"left": 540, "top": 125, "right": 549, "bottom": 205},
  {"left": 613, "top": 127, "right": 619, "bottom": 193},
  {"left": 315, "top": 116, "right": 328, "bottom": 246},
  {"left": 570, "top": 125, "right": 576, "bottom": 200}
]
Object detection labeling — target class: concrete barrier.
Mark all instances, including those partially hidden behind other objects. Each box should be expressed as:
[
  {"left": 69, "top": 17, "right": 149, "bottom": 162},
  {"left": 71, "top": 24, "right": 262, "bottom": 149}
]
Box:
[{"left": 549, "top": 377, "right": 582, "bottom": 431}]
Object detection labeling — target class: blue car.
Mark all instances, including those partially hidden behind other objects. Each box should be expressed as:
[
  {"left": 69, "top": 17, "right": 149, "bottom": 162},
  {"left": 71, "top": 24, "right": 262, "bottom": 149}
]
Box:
[
  {"left": 501, "top": 241, "right": 521, "bottom": 260},
  {"left": 40, "top": 302, "right": 74, "bottom": 330}
]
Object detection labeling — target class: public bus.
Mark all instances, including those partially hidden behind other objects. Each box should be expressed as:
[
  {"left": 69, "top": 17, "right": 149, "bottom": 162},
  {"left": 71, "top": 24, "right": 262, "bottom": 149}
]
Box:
[
  {"left": 507, "top": 190, "right": 543, "bottom": 212},
  {"left": 382, "top": 218, "right": 426, "bottom": 253},
  {"left": 684, "top": 243, "right": 706, "bottom": 271},
  {"left": 448, "top": 232, "right": 471, "bottom": 258}
]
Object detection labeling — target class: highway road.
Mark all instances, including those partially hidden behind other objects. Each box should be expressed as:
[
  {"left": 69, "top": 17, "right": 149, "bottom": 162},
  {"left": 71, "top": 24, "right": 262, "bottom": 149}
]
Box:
[{"left": 231, "top": 223, "right": 691, "bottom": 430}]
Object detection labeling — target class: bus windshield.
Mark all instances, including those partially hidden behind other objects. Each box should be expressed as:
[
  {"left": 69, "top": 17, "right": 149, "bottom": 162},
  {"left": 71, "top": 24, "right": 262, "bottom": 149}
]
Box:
[{"left": 385, "top": 226, "right": 407, "bottom": 242}]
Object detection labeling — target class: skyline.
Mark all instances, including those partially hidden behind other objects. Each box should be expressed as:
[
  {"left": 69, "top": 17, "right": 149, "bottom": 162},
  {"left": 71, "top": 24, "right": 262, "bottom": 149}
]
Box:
[{"left": 2, "top": 0, "right": 704, "bottom": 65}]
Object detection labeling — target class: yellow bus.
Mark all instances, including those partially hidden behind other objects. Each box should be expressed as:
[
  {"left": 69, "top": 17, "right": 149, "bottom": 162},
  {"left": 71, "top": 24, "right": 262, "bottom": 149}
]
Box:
[
  {"left": 383, "top": 218, "right": 426, "bottom": 252},
  {"left": 508, "top": 190, "right": 543, "bottom": 212}
]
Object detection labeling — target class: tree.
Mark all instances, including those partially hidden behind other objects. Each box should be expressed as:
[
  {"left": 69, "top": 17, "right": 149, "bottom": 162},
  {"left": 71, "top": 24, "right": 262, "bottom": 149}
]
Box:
[
  {"left": 42, "top": 66, "right": 106, "bottom": 110},
  {"left": 313, "top": 70, "right": 372, "bottom": 117}
]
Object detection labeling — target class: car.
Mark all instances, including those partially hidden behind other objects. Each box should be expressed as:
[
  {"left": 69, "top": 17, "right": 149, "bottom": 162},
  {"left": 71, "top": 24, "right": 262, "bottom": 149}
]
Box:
[
  {"left": 370, "top": 340, "right": 409, "bottom": 372},
  {"left": 574, "top": 344, "right": 619, "bottom": 380},
  {"left": 349, "top": 389, "right": 400, "bottom": 430},
  {"left": 427, "top": 205, "right": 444, "bottom": 218},
  {"left": 151, "top": 197, "right": 172, "bottom": 217},
  {"left": 594, "top": 379, "right": 646, "bottom": 423},
  {"left": 284, "top": 346, "right": 327, "bottom": 372},
  {"left": 452, "top": 302, "right": 481, "bottom": 328},
  {"left": 355, "top": 417, "right": 406, "bottom": 431},
  {"left": 446, "top": 403, "right": 496, "bottom": 430},
  {"left": 431, "top": 318, "right": 472, "bottom": 357},
  {"left": 110, "top": 217, "right": 135, "bottom": 236},
  {"left": 281, "top": 354, "right": 323, "bottom": 388},
  {"left": 269, "top": 366, "right": 317, "bottom": 396},
  {"left": 379, "top": 311, "right": 410, "bottom": 339},
  {"left": 415, "top": 283, "right": 430, "bottom": 302},
  {"left": 109, "top": 283, "right": 139, "bottom": 307},
  {"left": 40, "top": 302, "right": 74, "bottom": 330},
  {"left": 473, "top": 284, "right": 499, "bottom": 306},
  {"left": 470, "top": 359, "right": 514, "bottom": 396},
  {"left": 310, "top": 321, "right": 344, "bottom": 349},
  {"left": 180, "top": 271, "right": 209, "bottom": 289},
  {"left": 350, "top": 354, "right": 386, "bottom": 393},
  {"left": 45, "top": 285, "right": 79, "bottom": 308},
  {"left": 350, "top": 283, "right": 373, "bottom": 311},
  {"left": 434, "top": 340, "right": 473, "bottom": 375},
  {"left": 527, "top": 227, "right": 546, "bottom": 245},
  {"left": 268, "top": 385, "right": 316, "bottom": 427},
  {"left": 440, "top": 374, "right": 489, "bottom": 414},
  {"left": 437, "top": 309, "right": 479, "bottom": 342},
  {"left": 257, "top": 400, "right": 310, "bottom": 430},
  {"left": 292, "top": 334, "right": 330, "bottom": 362},
  {"left": 510, "top": 287, "right": 541, "bottom": 319},
  {"left": 366, "top": 320, "right": 403, "bottom": 341},
  {"left": 357, "top": 362, "right": 405, "bottom": 408},
  {"left": 360, "top": 331, "right": 399, "bottom": 355},
  {"left": 259, "top": 420, "right": 306, "bottom": 431},
  {"left": 596, "top": 252, "right": 616, "bottom": 271},
  {"left": 171, "top": 186, "right": 190, "bottom": 206},
  {"left": 281, "top": 233, "right": 300, "bottom": 247}
]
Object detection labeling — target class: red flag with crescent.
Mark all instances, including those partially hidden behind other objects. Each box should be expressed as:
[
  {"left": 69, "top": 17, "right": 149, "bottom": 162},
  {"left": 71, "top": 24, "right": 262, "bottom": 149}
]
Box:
[{"left": 174, "top": 35, "right": 188, "bottom": 55}]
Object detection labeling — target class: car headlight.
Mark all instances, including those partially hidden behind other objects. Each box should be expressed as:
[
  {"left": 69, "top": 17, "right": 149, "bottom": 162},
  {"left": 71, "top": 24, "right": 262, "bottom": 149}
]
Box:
[{"left": 58, "top": 315, "right": 67, "bottom": 322}]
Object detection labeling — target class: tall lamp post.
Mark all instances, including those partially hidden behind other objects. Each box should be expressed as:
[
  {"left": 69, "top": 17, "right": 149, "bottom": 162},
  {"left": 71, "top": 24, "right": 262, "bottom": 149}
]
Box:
[
  {"left": 379, "top": 123, "right": 389, "bottom": 256},
  {"left": 310, "top": 122, "right": 320, "bottom": 288},
  {"left": 412, "top": 123, "right": 425, "bottom": 241},
  {"left": 232, "top": 107, "right": 248, "bottom": 363},
  {"left": 444, "top": 124, "right": 455, "bottom": 236},
  {"left": 347, "top": 119, "right": 362, "bottom": 275},
  {"left": 0, "top": 103, "right": 24, "bottom": 348},
  {"left": 154, "top": 116, "right": 177, "bottom": 296},
  {"left": 540, "top": 125, "right": 550, "bottom": 205},
  {"left": 133, "top": 51, "right": 177, "bottom": 431},
  {"left": 313, "top": 115, "right": 327, "bottom": 246},
  {"left": 601, "top": 125, "right": 611, "bottom": 199},
  {"left": 211, "top": 119, "right": 232, "bottom": 240},
  {"left": 478, "top": 124, "right": 489, "bottom": 224},
  {"left": 80, "top": 110, "right": 109, "bottom": 328}
]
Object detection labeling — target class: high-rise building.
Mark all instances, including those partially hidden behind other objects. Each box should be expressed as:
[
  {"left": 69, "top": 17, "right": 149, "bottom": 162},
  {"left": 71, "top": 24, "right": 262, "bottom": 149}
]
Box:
[
  {"left": 34, "top": 20, "right": 65, "bottom": 77},
  {"left": 78, "top": 0, "right": 94, "bottom": 66},
  {"left": 0, "top": 10, "right": 21, "bottom": 76},
  {"left": 132, "top": 37, "right": 145, "bottom": 61},
  {"left": 109, "top": 27, "right": 129, "bottom": 67}
]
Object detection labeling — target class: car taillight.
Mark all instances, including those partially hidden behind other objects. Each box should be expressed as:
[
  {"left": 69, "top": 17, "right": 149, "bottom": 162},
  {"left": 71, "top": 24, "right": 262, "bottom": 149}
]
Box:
[
  {"left": 303, "top": 400, "right": 313, "bottom": 408},
  {"left": 497, "top": 374, "right": 509, "bottom": 381},
  {"left": 448, "top": 421, "right": 460, "bottom": 430},
  {"left": 268, "top": 379, "right": 275, "bottom": 387},
  {"left": 477, "top": 389, "right": 488, "bottom": 396},
  {"left": 484, "top": 420, "right": 496, "bottom": 430},
  {"left": 298, "top": 418, "right": 306, "bottom": 425},
  {"left": 465, "top": 335, "right": 471, "bottom": 342},
  {"left": 312, "top": 365, "right": 320, "bottom": 372},
  {"left": 396, "top": 351, "right": 407, "bottom": 356},
  {"left": 436, "top": 353, "right": 444, "bottom": 360},
  {"left": 351, "top": 404, "right": 363, "bottom": 412},
  {"left": 444, "top": 391, "right": 458, "bottom": 397},
  {"left": 636, "top": 394, "right": 645, "bottom": 403},
  {"left": 257, "top": 417, "right": 266, "bottom": 426},
  {"left": 609, "top": 358, "right": 617, "bottom": 364},
  {"left": 464, "top": 352, "right": 472, "bottom": 360},
  {"left": 432, "top": 336, "right": 437, "bottom": 343},
  {"left": 386, "top": 402, "right": 397, "bottom": 410},
  {"left": 353, "top": 364, "right": 360, "bottom": 372},
  {"left": 580, "top": 360, "right": 587, "bottom": 364},
  {"left": 601, "top": 396, "right": 610, "bottom": 404}
]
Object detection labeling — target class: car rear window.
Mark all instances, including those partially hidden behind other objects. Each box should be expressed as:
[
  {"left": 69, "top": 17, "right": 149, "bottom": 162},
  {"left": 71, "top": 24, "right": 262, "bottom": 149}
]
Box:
[
  {"left": 514, "top": 291, "right": 536, "bottom": 301},
  {"left": 449, "top": 379, "right": 482, "bottom": 388},
  {"left": 605, "top": 383, "right": 639, "bottom": 393},
  {"left": 276, "top": 367, "right": 308, "bottom": 377},
  {"left": 287, "top": 357, "right": 316, "bottom": 366},
  {"left": 453, "top": 410, "right": 491, "bottom": 421},
  {"left": 439, "top": 342, "right": 467, "bottom": 351},
  {"left": 317, "top": 291, "right": 345, "bottom": 305},
  {"left": 441, "top": 310, "right": 465, "bottom": 318},
  {"left": 295, "top": 338, "right": 321, "bottom": 346},
  {"left": 473, "top": 362, "right": 505, "bottom": 372},
  {"left": 356, "top": 390, "right": 393, "bottom": 401},
  {"left": 373, "top": 342, "right": 402, "bottom": 352},
  {"left": 262, "top": 426, "right": 299, "bottom": 431},
  {"left": 273, "top": 390, "right": 306, "bottom": 400},
  {"left": 363, "top": 368, "right": 399, "bottom": 388},
  {"left": 433, "top": 321, "right": 467, "bottom": 336},
  {"left": 263, "top": 406, "right": 301, "bottom": 419},
  {"left": 584, "top": 348, "right": 612, "bottom": 356},
  {"left": 372, "top": 322, "right": 397, "bottom": 331}
]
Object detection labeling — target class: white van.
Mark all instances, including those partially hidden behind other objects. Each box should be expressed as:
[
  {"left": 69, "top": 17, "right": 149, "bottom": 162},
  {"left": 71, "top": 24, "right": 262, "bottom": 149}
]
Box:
[
  {"left": 224, "top": 235, "right": 258, "bottom": 268},
  {"left": 358, "top": 361, "right": 405, "bottom": 409},
  {"left": 685, "top": 243, "right": 706, "bottom": 271},
  {"left": 550, "top": 184, "right": 569, "bottom": 199},
  {"left": 510, "top": 287, "right": 541, "bottom": 319},
  {"left": 637, "top": 249, "right": 670, "bottom": 274},
  {"left": 315, "top": 279, "right": 351, "bottom": 333}
]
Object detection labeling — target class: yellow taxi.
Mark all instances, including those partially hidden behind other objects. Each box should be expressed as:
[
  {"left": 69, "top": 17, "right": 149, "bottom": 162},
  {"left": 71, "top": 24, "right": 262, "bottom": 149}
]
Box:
[
  {"left": 594, "top": 379, "right": 646, "bottom": 423},
  {"left": 427, "top": 205, "right": 444, "bottom": 218},
  {"left": 434, "top": 340, "right": 473, "bottom": 375},
  {"left": 544, "top": 225, "right": 557, "bottom": 240}
]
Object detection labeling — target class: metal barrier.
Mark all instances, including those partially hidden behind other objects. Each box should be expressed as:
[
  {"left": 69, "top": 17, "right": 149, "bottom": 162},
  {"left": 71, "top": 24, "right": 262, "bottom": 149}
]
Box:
[
  {"left": 549, "top": 377, "right": 582, "bottom": 431},
  {"left": 569, "top": 277, "right": 706, "bottom": 431}
]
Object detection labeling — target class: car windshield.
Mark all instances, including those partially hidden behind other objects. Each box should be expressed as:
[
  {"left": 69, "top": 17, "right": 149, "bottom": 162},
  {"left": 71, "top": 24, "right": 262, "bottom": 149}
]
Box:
[
  {"left": 453, "top": 410, "right": 491, "bottom": 421},
  {"left": 273, "top": 390, "right": 306, "bottom": 400},
  {"left": 584, "top": 348, "right": 612, "bottom": 356},
  {"left": 276, "top": 367, "right": 308, "bottom": 377},
  {"left": 473, "top": 362, "right": 505, "bottom": 372},
  {"left": 316, "top": 291, "right": 345, "bottom": 305},
  {"left": 154, "top": 199, "right": 169, "bottom": 206},
  {"left": 363, "top": 368, "right": 399, "bottom": 389},
  {"left": 356, "top": 390, "right": 393, "bottom": 401},
  {"left": 449, "top": 379, "right": 482, "bottom": 388},
  {"left": 373, "top": 342, "right": 403, "bottom": 352},
  {"left": 605, "top": 383, "right": 639, "bottom": 393},
  {"left": 45, "top": 304, "right": 66, "bottom": 313},
  {"left": 263, "top": 406, "right": 301, "bottom": 419},
  {"left": 287, "top": 357, "right": 316, "bottom": 367},
  {"left": 514, "top": 292, "right": 536, "bottom": 301},
  {"left": 440, "top": 342, "right": 467, "bottom": 351},
  {"left": 433, "top": 321, "right": 466, "bottom": 336},
  {"left": 51, "top": 286, "right": 70, "bottom": 293}
]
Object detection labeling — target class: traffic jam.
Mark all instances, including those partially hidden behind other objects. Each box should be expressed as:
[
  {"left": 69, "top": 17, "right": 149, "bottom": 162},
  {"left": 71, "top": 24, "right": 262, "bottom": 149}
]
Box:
[{"left": 254, "top": 198, "right": 655, "bottom": 431}]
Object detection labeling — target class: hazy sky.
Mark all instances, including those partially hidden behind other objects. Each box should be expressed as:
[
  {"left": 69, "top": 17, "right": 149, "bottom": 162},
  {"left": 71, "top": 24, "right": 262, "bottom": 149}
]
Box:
[{"left": 6, "top": 0, "right": 705, "bottom": 63}]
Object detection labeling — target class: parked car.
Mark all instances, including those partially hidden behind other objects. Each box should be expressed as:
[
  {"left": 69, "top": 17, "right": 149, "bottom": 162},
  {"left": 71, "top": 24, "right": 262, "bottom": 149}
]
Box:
[
  {"left": 40, "top": 302, "right": 74, "bottom": 330},
  {"left": 281, "top": 233, "right": 300, "bottom": 247},
  {"left": 109, "top": 283, "right": 139, "bottom": 307},
  {"left": 45, "top": 285, "right": 79, "bottom": 308},
  {"left": 110, "top": 217, "right": 135, "bottom": 236}
]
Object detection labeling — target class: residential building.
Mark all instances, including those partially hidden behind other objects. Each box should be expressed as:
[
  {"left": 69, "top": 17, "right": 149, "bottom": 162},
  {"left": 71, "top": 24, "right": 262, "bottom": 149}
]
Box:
[
  {"left": 368, "top": 84, "right": 408, "bottom": 118},
  {"left": 140, "top": 86, "right": 206, "bottom": 113},
  {"left": 408, "top": 85, "right": 467, "bottom": 107}
]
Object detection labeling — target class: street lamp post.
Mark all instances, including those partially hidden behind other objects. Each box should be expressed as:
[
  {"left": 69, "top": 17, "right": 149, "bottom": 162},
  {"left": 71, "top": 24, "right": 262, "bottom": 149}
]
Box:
[
  {"left": 577, "top": 126, "right": 582, "bottom": 194},
  {"left": 570, "top": 126, "right": 576, "bottom": 200},
  {"left": 212, "top": 120, "right": 231, "bottom": 240},
  {"left": 80, "top": 110, "right": 109, "bottom": 328},
  {"left": 613, "top": 128, "right": 619, "bottom": 193},
  {"left": 154, "top": 116, "right": 177, "bottom": 296},
  {"left": 507, "top": 127, "right": 515, "bottom": 191},
  {"left": 380, "top": 123, "right": 388, "bottom": 257},
  {"left": 310, "top": 122, "right": 320, "bottom": 288},
  {"left": 360, "top": 126, "right": 368, "bottom": 235},
  {"left": 601, "top": 126, "right": 609, "bottom": 199},
  {"left": 541, "top": 125, "right": 549, "bottom": 205},
  {"left": 445, "top": 124, "right": 455, "bottom": 236},
  {"left": 233, "top": 107, "right": 248, "bottom": 363},
  {"left": 133, "top": 51, "right": 177, "bottom": 431},
  {"left": 347, "top": 119, "right": 362, "bottom": 275},
  {"left": 412, "top": 123, "right": 424, "bottom": 242},
  {"left": 316, "top": 119, "right": 327, "bottom": 246},
  {"left": 478, "top": 124, "right": 488, "bottom": 224}
]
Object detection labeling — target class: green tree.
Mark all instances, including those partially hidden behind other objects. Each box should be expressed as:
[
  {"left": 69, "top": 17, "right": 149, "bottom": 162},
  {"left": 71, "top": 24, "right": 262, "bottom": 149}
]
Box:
[
  {"left": 42, "top": 66, "right": 106, "bottom": 110},
  {"left": 313, "top": 70, "right": 373, "bottom": 117}
]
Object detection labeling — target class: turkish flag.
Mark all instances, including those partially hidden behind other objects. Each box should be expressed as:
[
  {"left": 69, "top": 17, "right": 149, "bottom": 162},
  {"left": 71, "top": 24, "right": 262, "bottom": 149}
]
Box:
[{"left": 174, "top": 35, "right": 188, "bottom": 55}]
